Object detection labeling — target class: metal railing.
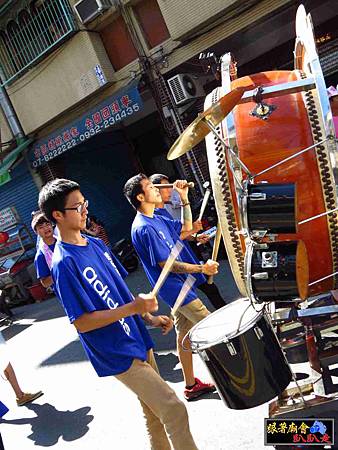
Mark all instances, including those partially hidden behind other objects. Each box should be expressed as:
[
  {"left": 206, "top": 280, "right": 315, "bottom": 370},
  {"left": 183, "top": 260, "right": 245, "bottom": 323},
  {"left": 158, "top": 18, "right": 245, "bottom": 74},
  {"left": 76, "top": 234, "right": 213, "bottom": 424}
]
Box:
[{"left": 0, "top": 0, "right": 76, "bottom": 85}]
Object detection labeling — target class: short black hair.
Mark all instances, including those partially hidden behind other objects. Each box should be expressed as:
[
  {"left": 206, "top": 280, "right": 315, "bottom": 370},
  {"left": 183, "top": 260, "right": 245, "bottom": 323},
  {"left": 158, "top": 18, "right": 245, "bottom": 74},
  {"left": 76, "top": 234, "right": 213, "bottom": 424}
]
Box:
[
  {"left": 38, "top": 178, "right": 80, "bottom": 223},
  {"left": 123, "top": 173, "right": 148, "bottom": 210},
  {"left": 149, "top": 173, "right": 169, "bottom": 185}
]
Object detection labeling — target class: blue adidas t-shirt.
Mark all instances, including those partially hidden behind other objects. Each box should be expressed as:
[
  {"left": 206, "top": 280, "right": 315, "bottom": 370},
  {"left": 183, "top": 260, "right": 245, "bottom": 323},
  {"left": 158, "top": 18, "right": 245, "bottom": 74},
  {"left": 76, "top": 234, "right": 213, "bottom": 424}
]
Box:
[
  {"left": 131, "top": 212, "right": 205, "bottom": 308},
  {"left": 154, "top": 207, "right": 207, "bottom": 271},
  {"left": 34, "top": 242, "right": 56, "bottom": 279},
  {"left": 52, "top": 235, "right": 153, "bottom": 377}
]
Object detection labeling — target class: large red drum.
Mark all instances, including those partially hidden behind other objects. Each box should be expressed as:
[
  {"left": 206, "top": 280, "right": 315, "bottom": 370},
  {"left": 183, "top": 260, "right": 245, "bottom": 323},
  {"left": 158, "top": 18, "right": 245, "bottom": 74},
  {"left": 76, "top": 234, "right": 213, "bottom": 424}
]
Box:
[{"left": 204, "top": 69, "right": 338, "bottom": 298}]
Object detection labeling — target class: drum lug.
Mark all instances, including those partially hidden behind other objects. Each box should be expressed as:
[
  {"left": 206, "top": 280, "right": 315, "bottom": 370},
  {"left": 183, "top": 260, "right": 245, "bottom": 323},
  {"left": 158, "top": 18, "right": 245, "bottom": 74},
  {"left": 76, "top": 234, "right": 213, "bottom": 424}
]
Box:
[
  {"left": 262, "top": 251, "right": 278, "bottom": 268},
  {"left": 251, "top": 230, "right": 267, "bottom": 239},
  {"left": 249, "top": 192, "right": 267, "bottom": 200},
  {"left": 200, "top": 350, "right": 210, "bottom": 361},
  {"left": 254, "top": 243, "right": 268, "bottom": 249},
  {"left": 252, "top": 272, "right": 269, "bottom": 280},
  {"left": 226, "top": 342, "right": 237, "bottom": 356},
  {"left": 254, "top": 326, "right": 264, "bottom": 340}
]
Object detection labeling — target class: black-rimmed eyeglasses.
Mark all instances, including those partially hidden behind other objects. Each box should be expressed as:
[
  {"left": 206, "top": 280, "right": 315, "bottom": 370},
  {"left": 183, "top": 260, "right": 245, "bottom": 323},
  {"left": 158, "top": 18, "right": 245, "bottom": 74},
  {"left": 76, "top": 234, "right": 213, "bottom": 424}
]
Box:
[{"left": 63, "top": 200, "right": 89, "bottom": 214}]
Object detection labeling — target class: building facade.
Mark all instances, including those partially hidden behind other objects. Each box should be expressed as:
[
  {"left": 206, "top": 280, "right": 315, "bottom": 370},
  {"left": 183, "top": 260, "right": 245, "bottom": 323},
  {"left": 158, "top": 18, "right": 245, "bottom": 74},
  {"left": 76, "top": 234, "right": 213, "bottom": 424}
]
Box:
[{"left": 0, "top": 0, "right": 337, "bottom": 239}]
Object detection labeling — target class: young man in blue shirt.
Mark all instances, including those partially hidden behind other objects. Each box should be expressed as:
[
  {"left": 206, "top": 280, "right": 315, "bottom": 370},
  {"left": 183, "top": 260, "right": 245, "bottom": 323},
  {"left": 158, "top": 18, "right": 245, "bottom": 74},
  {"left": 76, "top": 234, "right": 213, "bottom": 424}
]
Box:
[
  {"left": 149, "top": 173, "right": 226, "bottom": 310},
  {"left": 32, "top": 211, "right": 56, "bottom": 289},
  {"left": 38, "top": 178, "right": 198, "bottom": 450},
  {"left": 124, "top": 174, "right": 218, "bottom": 401}
]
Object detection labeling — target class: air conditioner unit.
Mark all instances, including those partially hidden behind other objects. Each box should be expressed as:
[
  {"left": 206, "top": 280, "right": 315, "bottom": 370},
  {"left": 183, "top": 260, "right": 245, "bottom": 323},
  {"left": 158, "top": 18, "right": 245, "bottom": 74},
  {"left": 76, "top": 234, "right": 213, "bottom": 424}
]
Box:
[
  {"left": 73, "top": 0, "right": 112, "bottom": 25},
  {"left": 167, "top": 74, "right": 205, "bottom": 106}
]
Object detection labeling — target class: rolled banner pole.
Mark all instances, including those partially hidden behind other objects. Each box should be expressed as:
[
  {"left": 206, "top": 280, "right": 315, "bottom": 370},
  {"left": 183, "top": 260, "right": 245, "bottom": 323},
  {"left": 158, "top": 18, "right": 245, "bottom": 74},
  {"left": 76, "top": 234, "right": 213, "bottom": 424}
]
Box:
[
  {"left": 198, "top": 188, "right": 211, "bottom": 222},
  {"left": 207, "top": 223, "right": 222, "bottom": 285}
]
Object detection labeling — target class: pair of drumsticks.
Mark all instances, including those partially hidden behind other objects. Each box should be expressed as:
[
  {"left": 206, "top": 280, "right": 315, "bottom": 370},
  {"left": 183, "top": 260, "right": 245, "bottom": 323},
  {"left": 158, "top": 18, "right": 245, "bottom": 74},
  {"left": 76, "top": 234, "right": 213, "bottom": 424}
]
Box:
[
  {"left": 151, "top": 181, "right": 222, "bottom": 309},
  {"left": 147, "top": 241, "right": 196, "bottom": 315}
]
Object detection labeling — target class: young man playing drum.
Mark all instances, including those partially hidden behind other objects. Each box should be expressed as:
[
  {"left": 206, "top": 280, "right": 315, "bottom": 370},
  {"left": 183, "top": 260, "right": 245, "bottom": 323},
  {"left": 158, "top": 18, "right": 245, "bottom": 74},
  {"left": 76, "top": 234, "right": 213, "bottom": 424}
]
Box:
[
  {"left": 149, "top": 173, "right": 226, "bottom": 310},
  {"left": 38, "top": 178, "right": 198, "bottom": 450},
  {"left": 124, "top": 174, "right": 217, "bottom": 401}
]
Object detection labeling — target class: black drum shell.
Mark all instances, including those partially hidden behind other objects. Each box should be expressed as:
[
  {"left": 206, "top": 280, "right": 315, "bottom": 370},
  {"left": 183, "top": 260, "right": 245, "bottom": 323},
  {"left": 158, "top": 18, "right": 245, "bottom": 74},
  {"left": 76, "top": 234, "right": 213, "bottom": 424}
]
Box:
[
  {"left": 201, "top": 315, "right": 292, "bottom": 409},
  {"left": 251, "top": 241, "right": 301, "bottom": 302},
  {"left": 247, "top": 183, "right": 296, "bottom": 234}
]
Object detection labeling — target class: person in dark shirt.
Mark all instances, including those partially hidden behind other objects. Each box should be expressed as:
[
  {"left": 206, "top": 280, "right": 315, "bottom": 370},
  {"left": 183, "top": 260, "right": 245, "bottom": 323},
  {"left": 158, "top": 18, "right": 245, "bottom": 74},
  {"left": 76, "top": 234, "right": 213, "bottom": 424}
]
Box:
[
  {"left": 327, "top": 85, "right": 338, "bottom": 135},
  {"left": 38, "top": 178, "right": 198, "bottom": 450},
  {"left": 86, "top": 215, "right": 111, "bottom": 247}
]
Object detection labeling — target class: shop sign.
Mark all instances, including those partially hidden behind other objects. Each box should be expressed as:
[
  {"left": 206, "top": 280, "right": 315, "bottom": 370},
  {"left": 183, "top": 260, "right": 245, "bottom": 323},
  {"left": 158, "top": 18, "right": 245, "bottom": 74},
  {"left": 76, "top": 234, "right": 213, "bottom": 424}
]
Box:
[
  {"left": 0, "top": 207, "right": 20, "bottom": 231},
  {"left": 30, "top": 83, "right": 143, "bottom": 168}
]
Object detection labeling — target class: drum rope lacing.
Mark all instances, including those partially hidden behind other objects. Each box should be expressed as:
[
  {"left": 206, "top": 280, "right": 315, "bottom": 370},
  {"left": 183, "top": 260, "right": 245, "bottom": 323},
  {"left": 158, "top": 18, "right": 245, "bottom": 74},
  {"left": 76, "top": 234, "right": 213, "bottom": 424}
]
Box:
[
  {"left": 211, "top": 88, "right": 245, "bottom": 282},
  {"left": 301, "top": 71, "right": 338, "bottom": 289}
]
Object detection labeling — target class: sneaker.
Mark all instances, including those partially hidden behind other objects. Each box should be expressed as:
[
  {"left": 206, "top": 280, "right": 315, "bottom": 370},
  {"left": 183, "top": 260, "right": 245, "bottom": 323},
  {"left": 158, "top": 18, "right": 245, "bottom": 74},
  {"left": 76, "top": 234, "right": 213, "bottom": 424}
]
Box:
[
  {"left": 16, "top": 391, "right": 43, "bottom": 406},
  {"left": 184, "top": 378, "right": 216, "bottom": 401}
]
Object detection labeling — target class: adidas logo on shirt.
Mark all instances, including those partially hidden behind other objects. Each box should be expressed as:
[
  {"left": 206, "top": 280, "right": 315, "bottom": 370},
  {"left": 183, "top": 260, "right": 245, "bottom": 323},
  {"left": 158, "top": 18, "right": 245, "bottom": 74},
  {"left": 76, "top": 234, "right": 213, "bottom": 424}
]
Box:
[{"left": 83, "top": 266, "right": 130, "bottom": 336}]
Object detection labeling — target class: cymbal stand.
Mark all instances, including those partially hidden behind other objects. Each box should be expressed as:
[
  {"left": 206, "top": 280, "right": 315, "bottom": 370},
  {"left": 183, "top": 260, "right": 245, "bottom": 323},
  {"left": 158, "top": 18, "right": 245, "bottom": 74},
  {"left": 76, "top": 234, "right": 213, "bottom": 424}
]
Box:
[{"left": 203, "top": 117, "right": 252, "bottom": 190}]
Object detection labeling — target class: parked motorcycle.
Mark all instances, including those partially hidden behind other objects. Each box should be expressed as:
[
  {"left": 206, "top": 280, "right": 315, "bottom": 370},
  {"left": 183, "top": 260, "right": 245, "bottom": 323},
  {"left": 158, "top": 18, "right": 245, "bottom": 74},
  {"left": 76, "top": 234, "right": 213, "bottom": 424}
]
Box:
[{"left": 111, "top": 238, "right": 139, "bottom": 273}]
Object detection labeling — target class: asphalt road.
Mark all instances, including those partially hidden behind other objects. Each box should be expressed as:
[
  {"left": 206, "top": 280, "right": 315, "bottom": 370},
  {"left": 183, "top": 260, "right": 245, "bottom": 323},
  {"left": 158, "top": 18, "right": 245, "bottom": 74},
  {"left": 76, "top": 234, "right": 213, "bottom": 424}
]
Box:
[{"left": 0, "top": 260, "right": 270, "bottom": 450}]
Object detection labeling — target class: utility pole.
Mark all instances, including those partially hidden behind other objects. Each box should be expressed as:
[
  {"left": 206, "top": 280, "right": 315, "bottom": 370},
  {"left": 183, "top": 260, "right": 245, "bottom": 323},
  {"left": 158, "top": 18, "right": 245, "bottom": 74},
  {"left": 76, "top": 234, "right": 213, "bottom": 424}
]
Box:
[{"left": 112, "top": 0, "right": 204, "bottom": 197}]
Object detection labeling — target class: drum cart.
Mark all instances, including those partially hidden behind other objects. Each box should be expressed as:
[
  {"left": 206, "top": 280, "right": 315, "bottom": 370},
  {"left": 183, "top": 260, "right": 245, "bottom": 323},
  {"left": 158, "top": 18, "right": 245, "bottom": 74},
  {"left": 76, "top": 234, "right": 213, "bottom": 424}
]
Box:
[{"left": 268, "top": 297, "right": 338, "bottom": 449}]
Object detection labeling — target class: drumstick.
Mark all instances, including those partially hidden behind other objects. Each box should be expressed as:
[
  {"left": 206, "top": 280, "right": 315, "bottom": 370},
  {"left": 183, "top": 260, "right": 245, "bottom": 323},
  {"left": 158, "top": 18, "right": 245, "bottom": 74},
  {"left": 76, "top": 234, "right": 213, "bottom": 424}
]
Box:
[
  {"left": 154, "top": 182, "right": 194, "bottom": 189},
  {"left": 207, "top": 222, "right": 222, "bottom": 285},
  {"left": 150, "top": 241, "right": 184, "bottom": 297},
  {"left": 198, "top": 187, "right": 211, "bottom": 222},
  {"left": 171, "top": 275, "right": 196, "bottom": 316}
]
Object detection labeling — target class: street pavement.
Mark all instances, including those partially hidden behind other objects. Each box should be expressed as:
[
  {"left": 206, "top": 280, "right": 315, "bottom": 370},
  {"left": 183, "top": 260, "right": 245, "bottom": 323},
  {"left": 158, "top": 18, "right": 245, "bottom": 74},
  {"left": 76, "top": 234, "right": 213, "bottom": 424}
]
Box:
[{"left": 0, "top": 260, "right": 269, "bottom": 450}]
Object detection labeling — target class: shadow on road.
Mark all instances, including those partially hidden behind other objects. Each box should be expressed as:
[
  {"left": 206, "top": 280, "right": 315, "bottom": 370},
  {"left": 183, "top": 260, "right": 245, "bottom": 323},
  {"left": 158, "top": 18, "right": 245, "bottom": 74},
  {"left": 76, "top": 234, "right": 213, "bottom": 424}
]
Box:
[
  {"left": 187, "top": 391, "right": 221, "bottom": 401},
  {"left": 1, "top": 403, "right": 93, "bottom": 447},
  {"left": 40, "top": 339, "right": 87, "bottom": 367},
  {"left": 2, "top": 323, "right": 32, "bottom": 340},
  {"left": 155, "top": 352, "right": 184, "bottom": 383},
  {"left": 14, "top": 298, "right": 66, "bottom": 324}
]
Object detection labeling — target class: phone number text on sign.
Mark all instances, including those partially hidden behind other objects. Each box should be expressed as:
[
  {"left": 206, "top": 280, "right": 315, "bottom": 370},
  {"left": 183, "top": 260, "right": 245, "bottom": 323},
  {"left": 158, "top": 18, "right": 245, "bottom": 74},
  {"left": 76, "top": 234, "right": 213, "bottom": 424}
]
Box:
[{"left": 31, "top": 92, "right": 141, "bottom": 168}]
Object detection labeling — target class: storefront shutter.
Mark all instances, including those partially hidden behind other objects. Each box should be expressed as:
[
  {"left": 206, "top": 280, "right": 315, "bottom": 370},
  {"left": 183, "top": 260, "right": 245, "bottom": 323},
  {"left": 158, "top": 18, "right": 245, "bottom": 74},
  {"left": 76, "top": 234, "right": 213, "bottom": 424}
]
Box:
[
  {"left": 0, "top": 159, "right": 39, "bottom": 232},
  {"left": 48, "top": 129, "right": 138, "bottom": 244},
  {"left": 319, "top": 40, "right": 338, "bottom": 77}
]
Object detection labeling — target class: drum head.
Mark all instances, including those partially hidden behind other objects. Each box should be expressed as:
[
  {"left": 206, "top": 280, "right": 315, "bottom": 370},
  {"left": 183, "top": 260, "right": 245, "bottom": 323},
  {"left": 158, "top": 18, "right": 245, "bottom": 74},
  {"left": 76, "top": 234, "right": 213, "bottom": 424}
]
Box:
[{"left": 189, "top": 298, "right": 263, "bottom": 351}]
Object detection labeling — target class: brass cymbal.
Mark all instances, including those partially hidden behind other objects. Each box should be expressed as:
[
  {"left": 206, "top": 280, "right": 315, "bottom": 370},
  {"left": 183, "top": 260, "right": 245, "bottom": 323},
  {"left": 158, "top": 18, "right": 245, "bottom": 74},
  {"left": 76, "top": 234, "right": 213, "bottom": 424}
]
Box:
[{"left": 167, "top": 86, "right": 252, "bottom": 160}]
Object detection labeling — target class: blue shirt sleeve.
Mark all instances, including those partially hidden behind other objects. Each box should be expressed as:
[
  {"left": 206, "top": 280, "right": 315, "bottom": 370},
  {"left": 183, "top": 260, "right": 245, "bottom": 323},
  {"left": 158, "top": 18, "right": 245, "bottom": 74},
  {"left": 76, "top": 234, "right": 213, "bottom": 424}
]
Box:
[
  {"left": 34, "top": 250, "right": 51, "bottom": 279},
  {"left": 52, "top": 258, "right": 96, "bottom": 323}
]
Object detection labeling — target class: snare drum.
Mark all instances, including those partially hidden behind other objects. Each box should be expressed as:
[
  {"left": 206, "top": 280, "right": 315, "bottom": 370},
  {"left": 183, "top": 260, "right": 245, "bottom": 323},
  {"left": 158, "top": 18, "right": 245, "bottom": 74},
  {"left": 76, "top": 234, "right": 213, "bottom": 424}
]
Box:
[
  {"left": 245, "top": 240, "right": 309, "bottom": 302},
  {"left": 189, "top": 298, "right": 292, "bottom": 409}
]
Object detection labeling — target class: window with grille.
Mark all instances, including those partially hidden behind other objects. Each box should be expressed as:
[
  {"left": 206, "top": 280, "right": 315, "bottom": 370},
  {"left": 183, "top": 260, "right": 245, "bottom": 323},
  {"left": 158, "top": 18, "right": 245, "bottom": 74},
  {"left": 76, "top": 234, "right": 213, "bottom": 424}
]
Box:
[{"left": 0, "top": 0, "right": 76, "bottom": 85}]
